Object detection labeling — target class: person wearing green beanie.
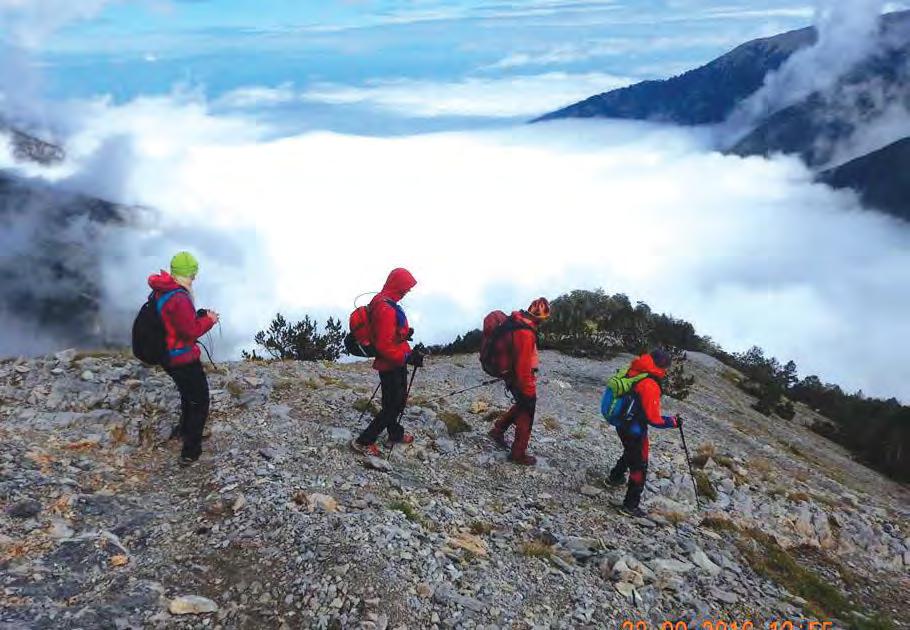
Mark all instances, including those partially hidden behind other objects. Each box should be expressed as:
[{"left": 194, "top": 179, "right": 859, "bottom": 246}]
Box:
[
  {"left": 170, "top": 251, "right": 199, "bottom": 280},
  {"left": 147, "top": 252, "right": 219, "bottom": 467}
]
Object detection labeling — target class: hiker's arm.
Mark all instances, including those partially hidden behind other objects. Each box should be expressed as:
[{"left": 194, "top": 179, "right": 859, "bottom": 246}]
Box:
[
  {"left": 638, "top": 379, "right": 677, "bottom": 428},
  {"left": 167, "top": 295, "right": 215, "bottom": 340},
  {"left": 512, "top": 330, "right": 537, "bottom": 398},
  {"left": 371, "top": 304, "right": 408, "bottom": 366}
]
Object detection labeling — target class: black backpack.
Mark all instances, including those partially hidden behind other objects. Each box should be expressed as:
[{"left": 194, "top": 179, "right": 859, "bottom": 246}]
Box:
[{"left": 131, "top": 289, "right": 185, "bottom": 365}]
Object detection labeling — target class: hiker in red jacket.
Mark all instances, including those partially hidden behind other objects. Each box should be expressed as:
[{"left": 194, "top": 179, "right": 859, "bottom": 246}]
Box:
[
  {"left": 608, "top": 350, "right": 680, "bottom": 517},
  {"left": 488, "top": 298, "right": 551, "bottom": 466},
  {"left": 148, "top": 251, "right": 218, "bottom": 466},
  {"left": 352, "top": 268, "right": 423, "bottom": 457}
]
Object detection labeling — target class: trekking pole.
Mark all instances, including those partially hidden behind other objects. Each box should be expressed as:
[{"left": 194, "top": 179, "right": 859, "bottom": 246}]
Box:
[
  {"left": 678, "top": 417, "right": 701, "bottom": 510},
  {"left": 358, "top": 382, "right": 382, "bottom": 424},
  {"left": 198, "top": 340, "right": 219, "bottom": 371},
  {"left": 388, "top": 365, "right": 420, "bottom": 460},
  {"left": 428, "top": 379, "right": 500, "bottom": 404}
]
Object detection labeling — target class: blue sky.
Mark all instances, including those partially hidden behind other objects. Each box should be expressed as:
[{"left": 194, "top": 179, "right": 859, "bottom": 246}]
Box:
[{"left": 22, "top": 0, "right": 837, "bottom": 132}]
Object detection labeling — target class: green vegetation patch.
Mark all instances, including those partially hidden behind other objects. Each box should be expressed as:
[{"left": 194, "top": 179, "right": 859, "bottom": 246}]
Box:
[
  {"left": 520, "top": 540, "right": 554, "bottom": 559},
  {"left": 470, "top": 521, "right": 492, "bottom": 536},
  {"left": 388, "top": 500, "right": 421, "bottom": 524},
  {"left": 353, "top": 398, "right": 380, "bottom": 416},
  {"left": 739, "top": 531, "right": 846, "bottom": 616},
  {"left": 693, "top": 470, "right": 718, "bottom": 502},
  {"left": 438, "top": 411, "right": 472, "bottom": 435}
]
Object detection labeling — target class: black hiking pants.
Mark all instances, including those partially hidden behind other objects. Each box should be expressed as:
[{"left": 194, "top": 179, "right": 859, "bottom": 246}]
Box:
[
  {"left": 165, "top": 361, "right": 210, "bottom": 460},
  {"left": 609, "top": 426, "right": 650, "bottom": 509},
  {"left": 358, "top": 367, "right": 407, "bottom": 445}
]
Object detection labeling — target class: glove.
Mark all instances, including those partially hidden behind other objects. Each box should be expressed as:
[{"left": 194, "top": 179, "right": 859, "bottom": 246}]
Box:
[
  {"left": 407, "top": 350, "right": 425, "bottom": 367},
  {"left": 676, "top": 416, "right": 683, "bottom": 429},
  {"left": 406, "top": 328, "right": 415, "bottom": 341}
]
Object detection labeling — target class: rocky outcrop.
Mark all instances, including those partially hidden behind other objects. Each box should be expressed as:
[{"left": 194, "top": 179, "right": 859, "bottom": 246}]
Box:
[{"left": 1, "top": 350, "right": 907, "bottom": 627}]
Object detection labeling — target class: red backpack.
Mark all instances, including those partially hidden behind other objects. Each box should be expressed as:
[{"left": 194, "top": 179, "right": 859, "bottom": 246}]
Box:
[
  {"left": 480, "top": 311, "right": 533, "bottom": 378},
  {"left": 345, "top": 305, "right": 376, "bottom": 357}
]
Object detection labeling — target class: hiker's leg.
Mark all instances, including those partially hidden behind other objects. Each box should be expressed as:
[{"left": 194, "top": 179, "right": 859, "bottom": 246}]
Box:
[
  {"left": 609, "top": 428, "right": 630, "bottom": 481},
  {"left": 358, "top": 369, "right": 401, "bottom": 445},
  {"left": 493, "top": 385, "right": 525, "bottom": 436},
  {"left": 165, "top": 368, "right": 190, "bottom": 439},
  {"left": 180, "top": 362, "right": 209, "bottom": 460},
  {"left": 624, "top": 434, "right": 650, "bottom": 510},
  {"left": 385, "top": 367, "right": 409, "bottom": 442},
  {"left": 510, "top": 396, "right": 537, "bottom": 460},
  {"left": 492, "top": 403, "right": 519, "bottom": 437}
]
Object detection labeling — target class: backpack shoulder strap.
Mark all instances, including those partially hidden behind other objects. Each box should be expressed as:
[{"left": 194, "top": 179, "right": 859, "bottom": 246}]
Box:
[
  {"left": 629, "top": 372, "right": 650, "bottom": 385},
  {"left": 156, "top": 288, "right": 188, "bottom": 314}
]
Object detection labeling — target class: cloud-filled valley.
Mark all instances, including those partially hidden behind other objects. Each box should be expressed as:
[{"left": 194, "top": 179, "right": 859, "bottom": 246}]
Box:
[{"left": 5, "top": 91, "right": 907, "bottom": 401}]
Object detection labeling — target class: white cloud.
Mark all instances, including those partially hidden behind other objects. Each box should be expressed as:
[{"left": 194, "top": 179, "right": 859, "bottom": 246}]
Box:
[
  {"left": 45, "top": 97, "right": 910, "bottom": 402},
  {"left": 484, "top": 34, "right": 751, "bottom": 70},
  {"left": 0, "top": 0, "right": 121, "bottom": 48},
  {"left": 728, "top": 0, "right": 887, "bottom": 133},
  {"left": 217, "top": 83, "right": 298, "bottom": 109},
  {"left": 698, "top": 7, "right": 815, "bottom": 20},
  {"left": 298, "top": 73, "right": 635, "bottom": 118}
]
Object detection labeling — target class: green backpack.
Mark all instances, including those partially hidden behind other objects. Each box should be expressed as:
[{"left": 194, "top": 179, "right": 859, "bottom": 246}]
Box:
[{"left": 600, "top": 368, "right": 649, "bottom": 426}]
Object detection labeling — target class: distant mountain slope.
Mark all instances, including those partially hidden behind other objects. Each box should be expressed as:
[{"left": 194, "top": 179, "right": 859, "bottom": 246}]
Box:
[
  {"left": 536, "top": 10, "right": 910, "bottom": 130},
  {"left": 730, "top": 44, "right": 910, "bottom": 167},
  {"left": 0, "top": 170, "right": 125, "bottom": 353},
  {"left": 534, "top": 11, "right": 910, "bottom": 222},
  {"left": 534, "top": 26, "right": 816, "bottom": 125},
  {"left": 820, "top": 137, "right": 910, "bottom": 221},
  {"left": 1, "top": 123, "right": 65, "bottom": 165}
]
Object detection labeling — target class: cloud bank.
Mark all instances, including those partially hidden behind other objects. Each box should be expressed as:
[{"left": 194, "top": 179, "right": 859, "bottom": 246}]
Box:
[
  {"left": 216, "top": 73, "right": 635, "bottom": 119},
  {"left": 27, "top": 94, "right": 910, "bottom": 402},
  {"left": 729, "top": 0, "right": 888, "bottom": 133}
]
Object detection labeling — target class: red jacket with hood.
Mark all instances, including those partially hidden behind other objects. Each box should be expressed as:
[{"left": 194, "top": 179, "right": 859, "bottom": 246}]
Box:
[
  {"left": 148, "top": 271, "right": 215, "bottom": 367},
  {"left": 627, "top": 353, "right": 678, "bottom": 431},
  {"left": 370, "top": 268, "right": 417, "bottom": 372},
  {"left": 509, "top": 311, "right": 540, "bottom": 398}
]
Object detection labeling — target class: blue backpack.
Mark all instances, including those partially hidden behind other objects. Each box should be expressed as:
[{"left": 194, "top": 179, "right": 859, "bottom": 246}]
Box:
[{"left": 600, "top": 368, "right": 649, "bottom": 427}]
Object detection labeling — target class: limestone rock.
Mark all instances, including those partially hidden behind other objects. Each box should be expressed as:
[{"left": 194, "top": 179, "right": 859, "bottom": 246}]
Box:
[{"left": 168, "top": 595, "right": 219, "bottom": 615}]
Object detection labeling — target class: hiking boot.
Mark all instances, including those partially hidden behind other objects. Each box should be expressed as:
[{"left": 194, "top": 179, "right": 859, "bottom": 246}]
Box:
[
  {"left": 607, "top": 474, "right": 626, "bottom": 487},
  {"left": 507, "top": 453, "right": 537, "bottom": 466},
  {"left": 179, "top": 454, "right": 199, "bottom": 468},
  {"left": 387, "top": 433, "right": 415, "bottom": 446},
  {"left": 619, "top": 504, "right": 648, "bottom": 518},
  {"left": 350, "top": 439, "right": 381, "bottom": 457},
  {"left": 488, "top": 430, "right": 510, "bottom": 451}
]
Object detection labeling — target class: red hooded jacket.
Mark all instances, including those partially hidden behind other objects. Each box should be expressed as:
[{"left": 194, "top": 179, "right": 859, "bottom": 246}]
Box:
[
  {"left": 509, "top": 311, "right": 540, "bottom": 398},
  {"left": 627, "top": 353, "right": 678, "bottom": 429},
  {"left": 370, "top": 268, "right": 417, "bottom": 372},
  {"left": 148, "top": 271, "right": 215, "bottom": 367}
]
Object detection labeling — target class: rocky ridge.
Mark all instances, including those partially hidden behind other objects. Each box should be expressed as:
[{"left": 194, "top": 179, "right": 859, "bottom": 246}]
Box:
[{"left": 1, "top": 349, "right": 908, "bottom": 629}]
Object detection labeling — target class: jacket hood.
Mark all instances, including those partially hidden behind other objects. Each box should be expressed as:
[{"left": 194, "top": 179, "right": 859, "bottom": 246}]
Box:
[
  {"left": 628, "top": 353, "right": 666, "bottom": 379},
  {"left": 148, "top": 271, "right": 182, "bottom": 293},
  {"left": 381, "top": 268, "right": 417, "bottom": 301}
]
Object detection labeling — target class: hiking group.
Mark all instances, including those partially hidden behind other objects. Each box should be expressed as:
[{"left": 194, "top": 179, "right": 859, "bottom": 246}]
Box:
[{"left": 134, "top": 255, "right": 686, "bottom": 515}]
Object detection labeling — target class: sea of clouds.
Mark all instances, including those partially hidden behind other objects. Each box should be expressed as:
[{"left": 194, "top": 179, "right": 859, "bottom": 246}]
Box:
[{"left": 4, "top": 92, "right": 904, "bottom": 399}]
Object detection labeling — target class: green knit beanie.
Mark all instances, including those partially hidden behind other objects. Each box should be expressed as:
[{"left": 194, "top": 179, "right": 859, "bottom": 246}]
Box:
[{"left": 170, "top": 251, "right": 199, "bottom": 278}]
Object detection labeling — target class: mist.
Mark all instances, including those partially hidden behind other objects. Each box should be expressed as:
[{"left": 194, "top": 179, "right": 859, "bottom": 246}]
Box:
[
  {"left": 19, "top": 93, "right": 904, "bottom": 402},
  {"left": 728, "top": 0, "right": 888, "bottom": 136}
]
